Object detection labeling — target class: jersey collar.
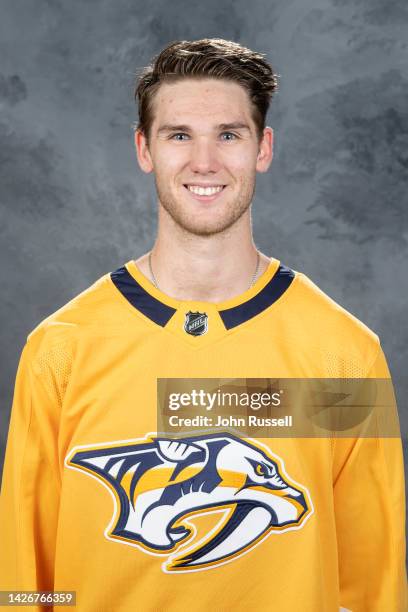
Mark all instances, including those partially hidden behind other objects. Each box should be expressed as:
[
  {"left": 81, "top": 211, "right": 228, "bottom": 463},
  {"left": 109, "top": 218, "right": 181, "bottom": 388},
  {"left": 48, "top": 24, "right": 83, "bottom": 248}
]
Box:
[{"left": 110, "top": 259, "right": 295, "bottom": 331}]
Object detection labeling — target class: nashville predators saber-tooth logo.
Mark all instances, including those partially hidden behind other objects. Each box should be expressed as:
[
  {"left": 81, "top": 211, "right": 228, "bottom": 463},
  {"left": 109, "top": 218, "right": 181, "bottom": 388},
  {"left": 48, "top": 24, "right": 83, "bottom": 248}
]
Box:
[{"left": 66, "top": 433, "right": 313, "bottom": 573}]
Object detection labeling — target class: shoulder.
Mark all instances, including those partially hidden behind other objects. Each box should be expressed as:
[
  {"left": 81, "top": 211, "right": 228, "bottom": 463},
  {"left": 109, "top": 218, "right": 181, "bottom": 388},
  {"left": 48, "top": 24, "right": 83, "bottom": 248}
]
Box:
[
  {"left": 283, "top": 268, "right": 381, "bottom": 374},
  {"left": 25, "top": 268, "right": 119, "bottom": 364},
  {"left": 291, "top": 269, "right": 377, "bottom": 337}
]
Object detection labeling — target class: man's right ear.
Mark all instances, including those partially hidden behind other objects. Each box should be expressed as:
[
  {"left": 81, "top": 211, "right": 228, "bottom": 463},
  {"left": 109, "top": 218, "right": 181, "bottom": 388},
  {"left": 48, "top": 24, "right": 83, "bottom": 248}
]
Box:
[{"left": 134, "top": 129, "right": 154, "bottom": 174}]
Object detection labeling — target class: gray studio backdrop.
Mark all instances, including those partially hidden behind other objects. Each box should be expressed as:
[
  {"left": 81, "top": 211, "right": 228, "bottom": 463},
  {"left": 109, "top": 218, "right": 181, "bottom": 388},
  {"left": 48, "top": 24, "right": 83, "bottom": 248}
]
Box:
[{"left": 1, "top": 0, "right": 407, "bottom": 514}]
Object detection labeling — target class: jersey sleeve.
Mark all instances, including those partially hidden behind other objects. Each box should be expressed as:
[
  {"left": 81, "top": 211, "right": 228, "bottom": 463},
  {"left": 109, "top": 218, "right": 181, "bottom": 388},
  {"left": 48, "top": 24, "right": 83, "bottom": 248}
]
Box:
[
  {"left": 0, "top": 340, "right": 61, "bottom": 598},
  {"left": 332, "top": 343, "right": 408, "bottom": 612}
]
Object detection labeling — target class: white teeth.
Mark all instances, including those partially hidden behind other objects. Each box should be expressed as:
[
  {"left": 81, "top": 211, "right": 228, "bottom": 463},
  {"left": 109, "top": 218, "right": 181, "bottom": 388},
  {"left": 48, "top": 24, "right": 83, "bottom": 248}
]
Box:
[{"left": 187, "top": 185, "right": 224, "bottom": 196}]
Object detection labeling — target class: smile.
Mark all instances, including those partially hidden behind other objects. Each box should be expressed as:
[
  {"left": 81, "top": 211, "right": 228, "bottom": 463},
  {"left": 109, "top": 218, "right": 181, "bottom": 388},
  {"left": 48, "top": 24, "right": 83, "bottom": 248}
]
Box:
[{"left": 184, "top": 184, "right": 226, "bottom": 201}]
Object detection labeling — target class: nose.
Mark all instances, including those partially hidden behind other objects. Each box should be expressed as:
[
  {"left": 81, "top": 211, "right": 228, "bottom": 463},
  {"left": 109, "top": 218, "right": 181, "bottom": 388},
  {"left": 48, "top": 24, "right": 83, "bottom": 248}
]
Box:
[{"left": 189, "top": 138, "right": 221, "bottom": 174}]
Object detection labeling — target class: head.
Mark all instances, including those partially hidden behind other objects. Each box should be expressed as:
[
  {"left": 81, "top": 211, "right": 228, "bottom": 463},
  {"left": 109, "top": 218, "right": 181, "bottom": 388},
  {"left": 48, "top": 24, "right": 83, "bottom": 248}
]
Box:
[{"left": 134, "top": 39, "right": 279, "bottom": 237}]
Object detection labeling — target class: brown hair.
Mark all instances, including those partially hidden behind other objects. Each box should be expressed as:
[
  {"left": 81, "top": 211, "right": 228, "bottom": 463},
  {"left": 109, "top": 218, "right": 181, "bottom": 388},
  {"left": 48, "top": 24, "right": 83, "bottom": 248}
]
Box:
[{"left": 134, "top": 38, "right": 279, "bottom": 142}]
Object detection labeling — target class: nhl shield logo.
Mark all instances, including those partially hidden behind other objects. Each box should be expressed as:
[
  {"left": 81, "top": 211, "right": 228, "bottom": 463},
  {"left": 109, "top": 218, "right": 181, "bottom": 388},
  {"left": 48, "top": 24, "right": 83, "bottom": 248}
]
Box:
[{"left": 184, "top": 311, "right": 208, "bottom": 336}]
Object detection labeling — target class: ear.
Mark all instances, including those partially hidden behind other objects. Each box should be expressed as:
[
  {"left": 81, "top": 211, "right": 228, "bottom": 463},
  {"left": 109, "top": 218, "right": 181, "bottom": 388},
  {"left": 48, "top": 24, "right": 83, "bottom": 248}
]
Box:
[
  {"left": 256, "top": 127, "right": 273, "bottom": 173},
  {"left": 134, "top": 128, "right": 154, "bottom": 174}
]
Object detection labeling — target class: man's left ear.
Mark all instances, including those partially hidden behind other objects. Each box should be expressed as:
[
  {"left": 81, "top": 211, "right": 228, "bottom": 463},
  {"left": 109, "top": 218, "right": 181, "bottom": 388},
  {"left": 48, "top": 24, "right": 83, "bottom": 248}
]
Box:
[{"left": 256, "top": 127, "right": 274, "bottom": 173}]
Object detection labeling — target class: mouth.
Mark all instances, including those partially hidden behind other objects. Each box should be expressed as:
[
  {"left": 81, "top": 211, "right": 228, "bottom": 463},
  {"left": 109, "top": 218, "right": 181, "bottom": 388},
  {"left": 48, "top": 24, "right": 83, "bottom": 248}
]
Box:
[{"left": 183, "top": 184, "right": 227, "bottom": 202}]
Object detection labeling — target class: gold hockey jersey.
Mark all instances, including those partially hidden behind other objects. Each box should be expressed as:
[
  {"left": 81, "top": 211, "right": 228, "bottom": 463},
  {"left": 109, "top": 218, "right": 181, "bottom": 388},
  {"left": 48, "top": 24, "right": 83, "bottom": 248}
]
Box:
[{"left": 0, "top": 258, "right": 406, "bottom": 611}]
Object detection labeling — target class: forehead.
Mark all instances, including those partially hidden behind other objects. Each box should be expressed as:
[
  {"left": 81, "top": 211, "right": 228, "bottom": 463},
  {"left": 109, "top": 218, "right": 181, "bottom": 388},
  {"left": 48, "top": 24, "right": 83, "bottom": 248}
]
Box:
[{"left": 150, "top": 78, "right": 255, "bottom": 128}]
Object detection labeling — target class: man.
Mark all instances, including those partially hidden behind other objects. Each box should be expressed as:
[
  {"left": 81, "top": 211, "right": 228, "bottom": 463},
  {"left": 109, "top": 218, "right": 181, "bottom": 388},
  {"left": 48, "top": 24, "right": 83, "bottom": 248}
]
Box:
[{"left": 0, "top": 38, "right": 406, "bottom": 611}]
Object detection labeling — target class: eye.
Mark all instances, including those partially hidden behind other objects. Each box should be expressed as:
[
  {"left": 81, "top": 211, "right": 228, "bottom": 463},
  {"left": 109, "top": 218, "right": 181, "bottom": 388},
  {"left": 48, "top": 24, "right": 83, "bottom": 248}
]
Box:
[
  {"left": 255, "top": 462, "right": 276, "bottom": 478},
  {"left": 170, "top": 133, "right": 190, "bottom": 141},
  {"left": 255, "top": 463, "right": 267, "bottom": 477},
  {"left": 220, "top": 132, "right": 238, "bottom": 141}
]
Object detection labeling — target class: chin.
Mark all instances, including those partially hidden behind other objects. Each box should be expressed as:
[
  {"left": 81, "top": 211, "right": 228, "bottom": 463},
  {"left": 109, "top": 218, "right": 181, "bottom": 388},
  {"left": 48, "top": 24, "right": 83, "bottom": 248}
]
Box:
[
  {"left": 176, "top": 211, "right": 248, "bottom": 237},
  {"left": 158, "top": 189, "right": 252, "bottom": 236},
  {"left": 180, "top": 223, "right": 231, "bottom": 237}
]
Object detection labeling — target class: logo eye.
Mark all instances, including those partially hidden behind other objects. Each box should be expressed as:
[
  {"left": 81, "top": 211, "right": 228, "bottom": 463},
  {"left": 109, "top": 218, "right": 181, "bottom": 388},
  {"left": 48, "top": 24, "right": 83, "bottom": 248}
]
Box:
[
  {"left": 255, "top": 462, "right": 276, "bottom": 478},
  {"left": 255, "top": 463, "right": 267, "bottom": 477}
]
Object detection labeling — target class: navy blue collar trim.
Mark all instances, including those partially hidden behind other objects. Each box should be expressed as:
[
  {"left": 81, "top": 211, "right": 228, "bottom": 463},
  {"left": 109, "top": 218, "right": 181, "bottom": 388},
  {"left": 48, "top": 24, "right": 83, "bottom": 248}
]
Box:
[
  {"left": 110, "top": 266, "right": 176, "bottom": 327},
  {"left": 218, "top": 264, "right": 295, "bottom": 330},
  {"left": 111, "top": 263, "right": 295, "bottom": 330}
]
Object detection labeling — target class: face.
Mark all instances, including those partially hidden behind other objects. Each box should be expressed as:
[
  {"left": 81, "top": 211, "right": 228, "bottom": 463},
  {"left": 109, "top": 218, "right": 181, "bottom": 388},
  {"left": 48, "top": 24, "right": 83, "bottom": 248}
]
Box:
[{"left": 135, "top": 78, "right": 273, "bottom": 237}]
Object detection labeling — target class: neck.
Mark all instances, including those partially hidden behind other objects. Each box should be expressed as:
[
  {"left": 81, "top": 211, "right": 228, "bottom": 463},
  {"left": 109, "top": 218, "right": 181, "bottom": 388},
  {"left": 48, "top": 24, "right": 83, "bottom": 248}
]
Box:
[{"left": 134, "top": 206, "right": 271, "bottom": 303}]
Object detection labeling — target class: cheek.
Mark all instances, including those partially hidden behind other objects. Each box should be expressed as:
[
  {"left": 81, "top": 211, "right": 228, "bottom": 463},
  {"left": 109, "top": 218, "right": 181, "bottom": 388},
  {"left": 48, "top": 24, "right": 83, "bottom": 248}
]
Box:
[
  {"left": 154, "top": 153, "right": 185, "bottom": 185},
  {"left": 221, "top": 149, "right": 257, "bottom": 176},
  {"left": 154, "top": 148, "right": 189, "bottom": 175}
]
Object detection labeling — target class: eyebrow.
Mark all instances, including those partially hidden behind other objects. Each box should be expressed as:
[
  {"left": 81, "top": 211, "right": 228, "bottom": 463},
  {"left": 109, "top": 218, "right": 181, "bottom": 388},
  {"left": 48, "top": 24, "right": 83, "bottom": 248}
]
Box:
[{"left": 157, "top": 122, "right": 252, "bottom": 134}]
